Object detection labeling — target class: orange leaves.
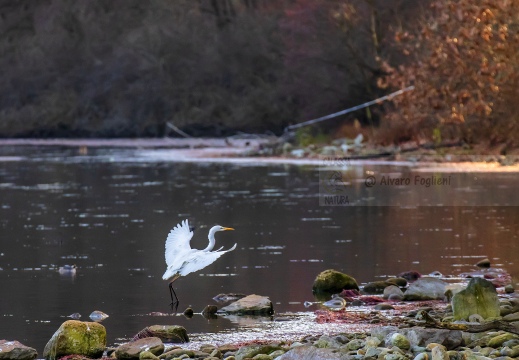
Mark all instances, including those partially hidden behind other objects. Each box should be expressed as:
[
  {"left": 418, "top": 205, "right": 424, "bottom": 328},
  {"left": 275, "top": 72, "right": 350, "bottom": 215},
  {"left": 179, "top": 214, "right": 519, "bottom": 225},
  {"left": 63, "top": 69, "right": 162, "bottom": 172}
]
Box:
[{"left": 379, "top": 0, "right": 519, "bottom": 144}]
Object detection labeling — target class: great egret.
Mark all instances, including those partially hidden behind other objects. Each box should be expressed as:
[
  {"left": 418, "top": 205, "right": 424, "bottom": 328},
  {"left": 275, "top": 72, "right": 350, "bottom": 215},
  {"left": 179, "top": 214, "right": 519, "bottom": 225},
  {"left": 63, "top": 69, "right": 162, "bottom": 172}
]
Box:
[{"left": 162, "top": 219, "right": 236, "bottom": 311}]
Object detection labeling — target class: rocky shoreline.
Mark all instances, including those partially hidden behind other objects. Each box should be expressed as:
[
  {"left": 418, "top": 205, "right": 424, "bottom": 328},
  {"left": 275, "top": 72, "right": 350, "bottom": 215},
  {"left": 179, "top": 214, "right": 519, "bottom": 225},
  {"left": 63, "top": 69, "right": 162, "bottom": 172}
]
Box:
[{"left": 2, "top": 263, "right": 519, "bottom": 360}]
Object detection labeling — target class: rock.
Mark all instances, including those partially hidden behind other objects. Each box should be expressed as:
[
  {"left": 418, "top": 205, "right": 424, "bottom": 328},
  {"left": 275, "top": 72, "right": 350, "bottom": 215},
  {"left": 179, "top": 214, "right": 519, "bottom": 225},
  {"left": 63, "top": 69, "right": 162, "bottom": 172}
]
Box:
[
  {"left": 159, "top": 348, "right": 194, "bottom": 359},
  {"left": 115, "top": 337, "right": 164, "bottom": 360},
  {"left": 277, "top": 345, "right": 347, "bottom": 359},
  {"left": 312, "top": 269, "right": 359, "bottom": 294},
  {"left": 383, "top": 285, "right": 405, "bottom": 300},
  {"left": 374, "top": 303, "right": 395, "bottom": 310},
  {"left": 505, "top": 285, "right": 515, "bottom": 294},
  {"left": 43, "top": 320, "right": 106, "bottom": 360},
  {"left": 0, "top": 340, "right": 38, "bottom": 360},
  {"left": 488, "top": 334, "right": 518, "bottom": 348},
  {"left": 405, "top": 328, "right": 463, "bottom": 350},
  {"left": 398, "top": 271, "right": 422, "bottom": 282},
  {"left": 414, "top": 353, "right": 429, "bottom": 360},
  {"left": 218, "top": 294, "right": 273, "bottom": 315},
  {"left": 252, "top": 354, "right": 273, "bottom": 360},
  {"left": 344, "top": 338, "right": 365, "bottom": 351},
  {"left": 314, "top": 335, "right": 342, "bottom": 349},
  {"left": 431, "top": 345, "right": 449, "bottom": 360},
  {"left": 234, "top": 345, "right": 282, "bottom": 360},
  {"left": 363, "top": 281, "right": 391, "bottom": 294},
  {"left": 142, "top": 325, "right": 188, "bottom": 343},
  {"left": 388, "top": 333, "right": 411, "bottom": 350},
  {"left": 476, "top": 258, "right": 491, "bottom": 268},
  {"left": 183, "top": 307, "right": 194, "bottom": 317},
  {"left": 371, "top": 326, "right": 400, "bottom": 341},
  {"left": 503, "top": 312, "right": 519, "bottom": 322},
  {"left": 202, "top": 305, "right": 218, "bottom": 315},
  {"left": 89, "top": 310, "right": 109, "bottom": 322},
  {"left": 139, "top": 351, "right": 159, "bottom": 360},
  {"left": 404, "top": 277, "right": 447, "bottom": 301},
  {"left": 385, "top": 277, "right": 408, "bottom": 287},
  {"left": 452, "top": 278, "right": 500, "bottom": 321}
]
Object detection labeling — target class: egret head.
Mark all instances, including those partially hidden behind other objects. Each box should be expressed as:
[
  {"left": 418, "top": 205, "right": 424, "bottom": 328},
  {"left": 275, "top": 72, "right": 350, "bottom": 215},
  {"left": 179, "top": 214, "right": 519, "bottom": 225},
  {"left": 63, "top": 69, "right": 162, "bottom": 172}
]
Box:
[{"left": 216, "top": 225, "right": 234, "bottom": 232}]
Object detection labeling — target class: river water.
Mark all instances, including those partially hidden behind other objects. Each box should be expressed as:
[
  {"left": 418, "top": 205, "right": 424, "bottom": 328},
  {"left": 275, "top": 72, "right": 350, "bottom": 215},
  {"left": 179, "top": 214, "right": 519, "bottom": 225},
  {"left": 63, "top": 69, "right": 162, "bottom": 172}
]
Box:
[{"left": 0, "top": 145, "right": 518, "bottom": 352}]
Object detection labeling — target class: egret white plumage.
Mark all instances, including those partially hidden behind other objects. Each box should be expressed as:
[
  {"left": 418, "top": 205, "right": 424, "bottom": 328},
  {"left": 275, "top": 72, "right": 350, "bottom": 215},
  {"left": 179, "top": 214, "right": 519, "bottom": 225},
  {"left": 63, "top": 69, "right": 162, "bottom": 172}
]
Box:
[{"left": 162, "top": 219, "right": 236, "bottom": 311}]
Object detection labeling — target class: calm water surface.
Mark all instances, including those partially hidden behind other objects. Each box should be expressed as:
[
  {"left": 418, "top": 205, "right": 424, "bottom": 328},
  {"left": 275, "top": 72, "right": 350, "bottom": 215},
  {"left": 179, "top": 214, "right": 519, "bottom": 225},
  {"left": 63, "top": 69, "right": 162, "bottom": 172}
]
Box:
[{"left": 0, "top": 146, "right": 518, "bottom": 352}]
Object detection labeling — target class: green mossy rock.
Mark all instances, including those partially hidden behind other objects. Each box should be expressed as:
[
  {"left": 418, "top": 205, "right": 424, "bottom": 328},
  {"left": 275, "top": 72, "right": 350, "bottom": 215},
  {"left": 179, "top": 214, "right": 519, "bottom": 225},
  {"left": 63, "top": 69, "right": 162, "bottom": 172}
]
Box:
[
  {"left": 312, "top": 269, "right": 359, "bottom": 294},
  {"left": 43, "top": 320, "right": 106, "bottom": 360},
  {"left": 452, "top": 278, "right": 500, "bottom": 321}
]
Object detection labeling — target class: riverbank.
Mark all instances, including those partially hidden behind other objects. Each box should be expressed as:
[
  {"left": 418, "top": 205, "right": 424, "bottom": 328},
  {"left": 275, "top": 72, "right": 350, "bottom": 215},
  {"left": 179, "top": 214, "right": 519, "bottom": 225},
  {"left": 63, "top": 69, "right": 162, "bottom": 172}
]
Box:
[{"left": 1, "top": 138, "right": 519, "bottom": 172}]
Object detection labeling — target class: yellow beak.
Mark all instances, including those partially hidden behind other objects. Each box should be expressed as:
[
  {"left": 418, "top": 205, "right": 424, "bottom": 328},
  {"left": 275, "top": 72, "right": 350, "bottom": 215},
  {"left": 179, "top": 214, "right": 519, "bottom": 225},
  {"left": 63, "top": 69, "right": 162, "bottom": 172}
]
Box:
[{"left": 222, "top": 227, "right": 235, "bottom": 231}]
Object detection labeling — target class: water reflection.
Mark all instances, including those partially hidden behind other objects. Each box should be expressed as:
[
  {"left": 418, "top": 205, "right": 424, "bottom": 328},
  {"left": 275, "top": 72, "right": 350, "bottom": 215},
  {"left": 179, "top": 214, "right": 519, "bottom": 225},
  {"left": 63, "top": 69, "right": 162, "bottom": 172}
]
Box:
[{"left": 0, "top": 146, "right": 518, "bottom": 352}]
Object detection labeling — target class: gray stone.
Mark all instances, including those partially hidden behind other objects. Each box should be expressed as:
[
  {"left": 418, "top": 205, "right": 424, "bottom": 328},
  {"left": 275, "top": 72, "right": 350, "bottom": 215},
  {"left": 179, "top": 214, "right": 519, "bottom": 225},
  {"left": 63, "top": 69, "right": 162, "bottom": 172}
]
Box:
[
  {"left": 140, "top": 325, "right": 188, "bottom": 343},
  {"left": 277, "top": 345, "right": 349, "bottom": 359},
  {"left": 234, "top": 345, "right": 282, "bottom": 360},
  {"left": 431, "top": 346, "right": 449, "bottom": 360},
  {"left": 43, "top": 320, "right": 106, "bottom": 360},
  {"left": 314, "top": 335, "right": 342, "bottom": 349},
  {"left": 404, "top": 327, "right": 463, "bottom": 350},
  {"left": 218, "top": 294, "right": 274, "bottom": 315},
  {"left": 344, "top": 339, "right": 365, "bottom": 351},
  {"left": 0, "top": 340, "right": 37, "bottom": 360},
  {"left": 452, "top": 278, "right": 500, "bottom": 321},
  {"left": 383, "top": 285, "right": 405, "bottom": 300},
  {"left": 503, "top": 312, "right": 519, "bottom": 322},
  {"left": 115, "top": 337, "right": 164, "bottom": 360},
  {"left": 404, "top": 278, "right": 447, "bottom": 301},
  {"left": 312, "top": 269, "right": 359, "bottom": 294}
]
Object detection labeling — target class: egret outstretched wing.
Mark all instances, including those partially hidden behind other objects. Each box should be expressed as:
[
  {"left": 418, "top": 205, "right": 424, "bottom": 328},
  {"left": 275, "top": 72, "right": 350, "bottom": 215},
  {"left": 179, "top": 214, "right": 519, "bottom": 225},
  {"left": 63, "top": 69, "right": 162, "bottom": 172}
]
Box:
[
  {"left": 165, "top": 219, "right": 194, "bottom": 266},
  {"left": 174, "top": 243, "right": 237, "bottom": 277}
]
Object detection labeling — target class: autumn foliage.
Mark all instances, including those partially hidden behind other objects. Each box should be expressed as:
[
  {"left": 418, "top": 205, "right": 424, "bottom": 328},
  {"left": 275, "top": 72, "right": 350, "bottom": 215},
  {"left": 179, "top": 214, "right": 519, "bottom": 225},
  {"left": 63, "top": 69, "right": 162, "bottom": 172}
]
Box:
[{"left": 380, "top": 0, "right": 519, "bottom": 148}]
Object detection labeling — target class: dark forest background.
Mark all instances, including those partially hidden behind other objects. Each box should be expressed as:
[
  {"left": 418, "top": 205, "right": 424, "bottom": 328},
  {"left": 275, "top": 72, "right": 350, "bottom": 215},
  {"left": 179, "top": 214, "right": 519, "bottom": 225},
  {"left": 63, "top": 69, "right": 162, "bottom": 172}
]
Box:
[{"left": 1, "top": 0, "right": 517, "bottom": 148}]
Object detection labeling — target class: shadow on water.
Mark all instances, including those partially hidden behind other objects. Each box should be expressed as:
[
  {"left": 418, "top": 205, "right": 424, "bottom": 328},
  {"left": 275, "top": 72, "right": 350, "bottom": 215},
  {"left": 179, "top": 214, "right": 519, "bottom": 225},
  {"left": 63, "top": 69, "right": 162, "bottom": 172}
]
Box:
[{"left": 0, "top": 146, "right": 518, "bottom": 352}]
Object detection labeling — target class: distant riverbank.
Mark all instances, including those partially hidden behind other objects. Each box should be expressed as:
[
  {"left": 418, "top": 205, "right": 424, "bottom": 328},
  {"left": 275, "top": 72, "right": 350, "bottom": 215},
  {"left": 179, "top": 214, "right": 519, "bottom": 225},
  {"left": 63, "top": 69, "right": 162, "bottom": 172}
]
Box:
[{"left": 1, "top": 138, "right": 518, "bottom": 172}]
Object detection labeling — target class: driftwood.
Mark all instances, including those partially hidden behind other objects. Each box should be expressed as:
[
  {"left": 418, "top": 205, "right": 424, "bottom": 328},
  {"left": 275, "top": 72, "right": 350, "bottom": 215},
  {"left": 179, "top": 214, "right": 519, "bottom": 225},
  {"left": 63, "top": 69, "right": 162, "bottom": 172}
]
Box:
[{"left": 414, "top": 310, "right": 519, "bottom": 335}]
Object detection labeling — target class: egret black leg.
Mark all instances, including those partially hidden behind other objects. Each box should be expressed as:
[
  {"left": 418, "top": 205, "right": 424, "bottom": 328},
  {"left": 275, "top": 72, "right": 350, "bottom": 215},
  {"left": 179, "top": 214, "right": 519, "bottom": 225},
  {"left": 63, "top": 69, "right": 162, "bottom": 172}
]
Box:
[{"left": 169, "top": 282, "right": 179, "bottom": 313}]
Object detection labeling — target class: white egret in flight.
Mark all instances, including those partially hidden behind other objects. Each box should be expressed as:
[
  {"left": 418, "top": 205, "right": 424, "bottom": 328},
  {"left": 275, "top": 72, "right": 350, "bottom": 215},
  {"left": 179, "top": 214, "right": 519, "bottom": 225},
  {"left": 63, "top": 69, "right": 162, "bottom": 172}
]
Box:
[{"left": 162, "top": 219, "right": 236, "bottom": 311}]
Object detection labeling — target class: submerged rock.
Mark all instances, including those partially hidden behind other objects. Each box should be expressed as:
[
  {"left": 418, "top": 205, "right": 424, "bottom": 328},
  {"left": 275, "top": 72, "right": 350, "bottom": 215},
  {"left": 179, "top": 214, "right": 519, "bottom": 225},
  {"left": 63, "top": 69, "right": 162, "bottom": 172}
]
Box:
[
  {"left": 43, "top": 320, "right": 106, "bottom": 360},
  {"left": 398, "top": 271, "right": 422, "bottom": 283},
  {"left": 476, "top": 258, "right": 491, "bottom": 268},
  {"left": 452, "top": 278, "right": 500, "bottom": 320},
  {"left": 385, "top": 277, "right": 408, "bottom": 287},
  {"left": 404, "top": 277, "right": 447, "bottom": 301},
  {"left": 312, "top": 269, "right": 359, "bottom": 294},
  {"left": 115, "top": 337, "right": 164, "bottom": 360},
  {"left": 363, "top": 281, "right": 391, "bottom": 294},
  {"left": 218, "top": 294, "right": 273, "bottom": 315},
  {"left": 0, "top": 340, "right": 38, "bottom": 360}
]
